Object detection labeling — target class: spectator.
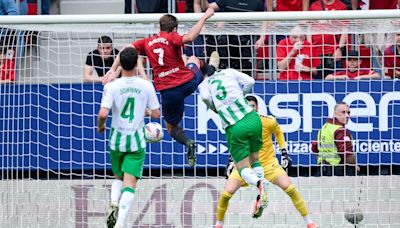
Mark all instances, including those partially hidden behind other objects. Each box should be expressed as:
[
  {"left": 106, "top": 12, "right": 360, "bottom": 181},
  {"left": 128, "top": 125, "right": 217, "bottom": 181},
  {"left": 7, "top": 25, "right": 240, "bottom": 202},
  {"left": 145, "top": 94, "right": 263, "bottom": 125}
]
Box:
[
  {"left": 124, "top": 0, "right": 167, "bottom": 14},
  {"left": 84, "top": 36, "right": 120, "bottom": 83},
  {"left": 27, "top": 0, "right": 51, "bottom": 14},
  {"left": 208, "top": 0, "right": 267, "bottom": 76},
  {"left": 267, "top": 0, "right": 310, "bottom": 44},
  {"left": 344, "top": 0, "right": 359, "bottom": 9},
  {"left": 186, "top": 0, "right": 194, "bottom": 12},
  {"left": 277, "top": 26, "right": 320, "bottom": 80},
  {"left": 41, "top": 0, "right": 50, "bottom": 14},
  {"left": 325, "top": 50, "right": 380, "bottom": 80},
  {"left": 267, "top": 0, "right": 310, "bottom": 11},
  {"left": 18, "top": 0, "right": 28, "bottom": 15},
  {"left": 0, "top": 0, "right": 18, "bottom": 15},
  {"left": 359, "top": 1, "right": 399, "bottom": 74},
  {"left": 360, "top": 0, "right": 399, "bottom": 10},
  {"left": 384, "top": 33, "right": 400, "bottom": 79},
  {"left": 311, "top": 102, "right": 360, "bottom": 176},
  {"left": 194, "top": 0, "right": 219, "bottom": 12},
  {"left": 0, "top": 47, "right": 15, "bottom": 84},
  {"left": 308, "top": 0, "right": 348, "bottom": 78}
]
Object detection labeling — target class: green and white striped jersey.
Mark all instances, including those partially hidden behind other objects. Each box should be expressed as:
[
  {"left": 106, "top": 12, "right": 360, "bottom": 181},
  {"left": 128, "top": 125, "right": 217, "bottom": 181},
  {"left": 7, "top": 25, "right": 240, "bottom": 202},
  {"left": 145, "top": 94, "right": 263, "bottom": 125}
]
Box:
[
  {"left": 101, "top": 76, "right": 160, "bottom": 152},
  {"left": 199, "top": 68, "right": 255, "bottom": 129}
]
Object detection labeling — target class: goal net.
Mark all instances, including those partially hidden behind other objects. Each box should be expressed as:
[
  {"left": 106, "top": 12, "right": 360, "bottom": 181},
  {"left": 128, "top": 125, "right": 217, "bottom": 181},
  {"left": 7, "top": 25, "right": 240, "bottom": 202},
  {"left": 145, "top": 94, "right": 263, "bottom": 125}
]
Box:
[{"left": 0, "top": 11, "right": 400, "bottom": 227}]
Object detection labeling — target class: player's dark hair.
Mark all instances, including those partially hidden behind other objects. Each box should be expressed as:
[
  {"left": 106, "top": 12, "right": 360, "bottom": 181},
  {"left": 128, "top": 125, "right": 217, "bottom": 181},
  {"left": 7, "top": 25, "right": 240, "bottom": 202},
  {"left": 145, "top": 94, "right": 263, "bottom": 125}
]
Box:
[
  {"left": 97, "top": 36, "right": 113, "bottom": 44},
  {"left": 120, "top": 47, "right": 138, "bottom": 71},
  {"left": 159, "top": 14, "right": 178, "bottom": 32},
  {"left": 246, "top": 95, "right": 258, "bottom": 105}
]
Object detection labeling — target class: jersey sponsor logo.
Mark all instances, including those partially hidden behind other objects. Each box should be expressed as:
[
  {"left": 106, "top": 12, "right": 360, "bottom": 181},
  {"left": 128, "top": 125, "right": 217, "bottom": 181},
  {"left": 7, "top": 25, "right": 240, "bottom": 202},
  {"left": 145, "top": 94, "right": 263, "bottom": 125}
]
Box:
[{"left": 159, "top": 67, "right": 179, "bottom": 78}]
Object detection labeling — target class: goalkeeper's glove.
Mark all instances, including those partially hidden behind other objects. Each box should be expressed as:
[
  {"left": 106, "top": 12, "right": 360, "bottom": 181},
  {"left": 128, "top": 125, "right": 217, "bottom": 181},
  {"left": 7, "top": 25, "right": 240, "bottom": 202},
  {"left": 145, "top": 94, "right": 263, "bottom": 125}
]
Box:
[
  {"left": 224, "top": 156, "right": 235, "bottom": 179},
  {"left": 280, "top": 149, "right": 292, "bottom": 169}
]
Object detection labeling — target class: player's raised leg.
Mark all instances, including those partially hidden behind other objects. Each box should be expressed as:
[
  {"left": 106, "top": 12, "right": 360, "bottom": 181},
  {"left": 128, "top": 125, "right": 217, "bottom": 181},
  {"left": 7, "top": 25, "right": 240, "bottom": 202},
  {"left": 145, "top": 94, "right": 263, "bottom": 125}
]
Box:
[
  {"left": 248, "top": 152, "right": 269, "bottom": 217},
  {"left": 226, "top": 111, "right": 268, "bottom": 216},
  {"left": 163, "top": 53, "right": 219, "bottom": 166}
]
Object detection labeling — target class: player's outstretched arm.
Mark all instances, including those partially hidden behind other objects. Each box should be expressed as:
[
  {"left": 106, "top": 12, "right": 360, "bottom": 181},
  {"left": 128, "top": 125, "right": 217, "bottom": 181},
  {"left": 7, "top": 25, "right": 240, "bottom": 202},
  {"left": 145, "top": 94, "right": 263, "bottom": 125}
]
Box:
[
  {"left": 102, "top": 44, "right": 135, "bottom": 84},
  {"left": 83, "top": 65, "right": 102, "bottom": 83},
  {"left": 182, "top": 7, "right": 214, "bottom": 44},
  {"left": 97, "top": 107, "right": 110, "bottom": 133},
  {"left": 274, "top": 119, "right": 287, "bottom": 150},
  {"left": 136, "top": 56, "right": 148, "bottom": 80},
  {"left": 232, "top": 69, "right": 255, "bottom": 94},
  {"left": 325, "top": 73, "right": 348, "bottom": 80},
  {"left": 147, "top": 108, "right": 161, "bottom": 119},
  {"left": 0, "top": 79, "right": 15, "bottom": 84},
  {"left": 198, "top": 80, "right": 217, "bottom": 112}
]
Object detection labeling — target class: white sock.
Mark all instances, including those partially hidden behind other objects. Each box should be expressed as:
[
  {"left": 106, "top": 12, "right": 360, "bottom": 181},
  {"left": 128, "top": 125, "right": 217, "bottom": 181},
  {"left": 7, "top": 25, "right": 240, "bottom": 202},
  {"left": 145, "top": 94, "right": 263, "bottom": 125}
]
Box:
[
  {"left": 252, "top": 166, "right": 265, "bottom": 180},
  {"left": 239, "top": 167, "right": 260, "bottom": 186},
  {"left": 303, "top": 215, "right": 313, "bottom": 224},
  {"left": 111, "top": 179, "right": 123, "bottom": 206},
  {"left": 116, "top": 189, "right": 135, "bottom": 227}
]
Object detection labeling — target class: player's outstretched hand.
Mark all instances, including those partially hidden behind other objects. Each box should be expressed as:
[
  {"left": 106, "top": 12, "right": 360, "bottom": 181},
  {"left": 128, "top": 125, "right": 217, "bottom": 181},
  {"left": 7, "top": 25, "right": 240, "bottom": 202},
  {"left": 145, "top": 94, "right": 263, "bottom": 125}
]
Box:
[
  {"left": 102, "top": 69, "right": 117, "bottom": 85},
  {"left": 293, "top": 41, "right": 303, "bottom": 51},
  {"left": 97, "top": 124, "right": 106, "bottom": 133},
  {"left": 204, "top": 7, "right": 215, "bottom": 20},
  {"left": 255, "top": 35, "right": 265, "bottom": 49},
  {"left": 280, "top": 149, "right": 292, "bottom": 169}
]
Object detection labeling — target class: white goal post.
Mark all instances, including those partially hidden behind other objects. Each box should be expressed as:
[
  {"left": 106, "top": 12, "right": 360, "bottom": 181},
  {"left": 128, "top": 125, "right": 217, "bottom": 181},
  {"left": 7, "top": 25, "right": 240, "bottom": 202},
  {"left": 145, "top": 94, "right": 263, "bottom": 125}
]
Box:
[{"left": 0, "top": 10, "right": 400, "bottom": 228}]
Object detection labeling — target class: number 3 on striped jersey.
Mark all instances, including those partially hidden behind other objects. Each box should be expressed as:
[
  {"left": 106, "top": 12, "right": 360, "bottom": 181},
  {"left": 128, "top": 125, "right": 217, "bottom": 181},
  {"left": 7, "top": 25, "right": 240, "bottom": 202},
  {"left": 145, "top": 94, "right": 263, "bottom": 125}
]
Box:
[
  {"left": 211, "top": 79, "right": 227, "bottom": 100},
  {"left": 153, "top": 48, "right": 164, "bottom": 66}
]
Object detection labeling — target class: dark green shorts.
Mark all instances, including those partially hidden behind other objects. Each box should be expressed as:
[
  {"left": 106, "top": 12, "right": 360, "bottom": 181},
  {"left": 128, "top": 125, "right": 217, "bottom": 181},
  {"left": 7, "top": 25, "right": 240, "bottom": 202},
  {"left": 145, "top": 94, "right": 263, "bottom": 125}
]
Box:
[
  {"left": 110, "top": 148, "right": 145, "bottom": 179},
  {"left": 225, "top": 111, "right": 262, "bottom": 163}
]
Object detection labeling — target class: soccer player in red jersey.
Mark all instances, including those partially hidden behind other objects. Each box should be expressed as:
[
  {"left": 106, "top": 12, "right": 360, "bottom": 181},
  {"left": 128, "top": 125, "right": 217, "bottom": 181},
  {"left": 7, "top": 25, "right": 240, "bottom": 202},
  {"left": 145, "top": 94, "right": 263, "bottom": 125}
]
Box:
[{"left": 103, "top": 8, "right": 217, "bottom": 166}]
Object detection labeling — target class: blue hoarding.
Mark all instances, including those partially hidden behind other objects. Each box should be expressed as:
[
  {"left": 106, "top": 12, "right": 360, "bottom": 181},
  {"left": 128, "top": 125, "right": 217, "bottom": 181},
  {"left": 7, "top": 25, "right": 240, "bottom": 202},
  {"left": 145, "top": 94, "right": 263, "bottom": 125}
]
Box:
[{"left": 0, "top": 81, "right": 399, "bottom": 171}]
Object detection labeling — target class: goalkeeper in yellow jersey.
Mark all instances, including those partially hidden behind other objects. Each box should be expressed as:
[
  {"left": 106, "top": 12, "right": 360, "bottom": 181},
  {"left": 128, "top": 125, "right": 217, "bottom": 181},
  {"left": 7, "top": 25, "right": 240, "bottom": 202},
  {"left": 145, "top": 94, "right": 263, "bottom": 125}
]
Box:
[{"left": 215, "top": 95, "right": 318, "bottom": 228}]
